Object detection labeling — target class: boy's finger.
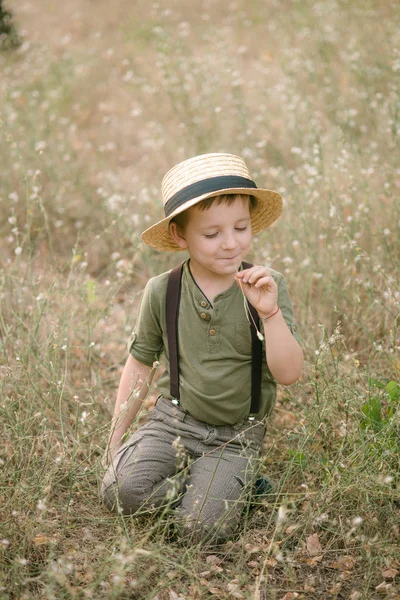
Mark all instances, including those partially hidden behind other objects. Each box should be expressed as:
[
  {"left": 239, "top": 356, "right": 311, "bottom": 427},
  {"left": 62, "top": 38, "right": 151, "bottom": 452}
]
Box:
[
  {"left": 254, "top": 276, "right": 273, "bottom": 288},
  {"left": 242, "top": 267, "right": 269, "bottom": 284},
  {"left": 236, "top": 264, "right": 266, "bottom": 275}
]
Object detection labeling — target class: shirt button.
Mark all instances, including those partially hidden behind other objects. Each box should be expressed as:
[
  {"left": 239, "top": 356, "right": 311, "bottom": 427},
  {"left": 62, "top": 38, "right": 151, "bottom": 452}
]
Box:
[
  {"left": 200, "top": 313, "right": 207, "bottom": 319},
  {"left": 209, "top": 329, "right": 216, "bottom": 336},
  {"left": 201, "top": 300, "right": 207, "bottom": 307}
]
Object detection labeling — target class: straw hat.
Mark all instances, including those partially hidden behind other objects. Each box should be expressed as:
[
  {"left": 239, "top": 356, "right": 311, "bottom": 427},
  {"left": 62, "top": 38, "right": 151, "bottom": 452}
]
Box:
[{"left": 141, "top": 153, "right": 283, "bottom": 251}]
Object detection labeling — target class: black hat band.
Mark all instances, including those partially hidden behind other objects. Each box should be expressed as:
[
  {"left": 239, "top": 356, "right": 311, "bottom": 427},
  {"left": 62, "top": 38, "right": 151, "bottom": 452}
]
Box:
[{"left": 164, "top": 175, "right": 257, "bottom": 217}]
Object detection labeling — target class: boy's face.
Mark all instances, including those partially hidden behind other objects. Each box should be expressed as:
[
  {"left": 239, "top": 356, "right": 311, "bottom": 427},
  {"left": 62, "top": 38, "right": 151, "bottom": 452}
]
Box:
[{"left": 169, "top": 195, "right": 252, "bottom": 280}]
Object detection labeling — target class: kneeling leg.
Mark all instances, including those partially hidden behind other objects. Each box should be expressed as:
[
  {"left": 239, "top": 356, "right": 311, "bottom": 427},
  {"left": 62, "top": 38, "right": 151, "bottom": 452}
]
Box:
[
  {"left": 177, "top": 449, "right": 256, "bottom": 544},
  {"left": 101, "top": 421, "right": 187, "bottom": 515}
]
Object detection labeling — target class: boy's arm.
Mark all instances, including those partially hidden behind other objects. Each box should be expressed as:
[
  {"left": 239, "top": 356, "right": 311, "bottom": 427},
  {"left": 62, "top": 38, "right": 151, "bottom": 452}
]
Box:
[
  {"left": 260, "top": 310, "right": 303, "bottom": 385},
  {"left": 235, "top": 266, "right": 303, "bottom": 386},
  {"left": 104, "top": 354, "right": 157, "bottom": 465}
]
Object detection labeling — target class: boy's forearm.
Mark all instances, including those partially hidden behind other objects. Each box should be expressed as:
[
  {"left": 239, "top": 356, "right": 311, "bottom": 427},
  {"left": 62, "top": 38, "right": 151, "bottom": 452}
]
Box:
[
  {"left": 262, "top": 310, "right": 303, "bottom": 385},
  {"left": 106, "top": 355, "right": 155, "bottom": 458}
]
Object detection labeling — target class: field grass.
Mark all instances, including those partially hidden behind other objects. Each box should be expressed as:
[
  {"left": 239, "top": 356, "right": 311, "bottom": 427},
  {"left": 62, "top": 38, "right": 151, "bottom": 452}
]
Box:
[{"left": 0, "top": 0, "right": 399, "bottom": 598}]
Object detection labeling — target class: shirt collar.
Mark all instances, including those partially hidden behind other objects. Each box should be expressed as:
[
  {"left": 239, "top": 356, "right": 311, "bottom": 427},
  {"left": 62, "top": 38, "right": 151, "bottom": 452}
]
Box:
[{"left": 183, "top": 259, "right": 242, "bottom": 306}]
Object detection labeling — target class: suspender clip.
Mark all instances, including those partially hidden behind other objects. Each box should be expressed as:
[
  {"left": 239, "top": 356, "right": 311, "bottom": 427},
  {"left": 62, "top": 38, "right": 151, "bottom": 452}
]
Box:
[{"left": 171, "top": 398, "right": 180, "bottom": 406}]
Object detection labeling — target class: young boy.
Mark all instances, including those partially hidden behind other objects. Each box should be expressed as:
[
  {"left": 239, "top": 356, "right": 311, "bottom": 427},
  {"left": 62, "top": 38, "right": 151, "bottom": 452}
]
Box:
[{"left": 101, "top": 153, "right": 303, "bottom": 544}]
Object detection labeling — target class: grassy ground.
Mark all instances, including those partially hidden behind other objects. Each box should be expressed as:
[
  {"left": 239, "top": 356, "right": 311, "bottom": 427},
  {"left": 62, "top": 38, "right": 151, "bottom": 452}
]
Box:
[{"left": 0, "top": 0, "right": 399, "bottom": 598}]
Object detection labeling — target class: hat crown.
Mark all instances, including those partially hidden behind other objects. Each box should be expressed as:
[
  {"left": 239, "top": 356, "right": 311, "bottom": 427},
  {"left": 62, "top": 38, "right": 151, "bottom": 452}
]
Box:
[{"left": 162, "top": 153, "right": 252, "bottom": 206}]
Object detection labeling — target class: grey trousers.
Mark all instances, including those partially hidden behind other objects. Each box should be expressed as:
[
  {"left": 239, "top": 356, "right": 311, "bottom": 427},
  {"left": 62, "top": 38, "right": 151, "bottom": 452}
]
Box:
[{"left": 101, "top": 397, "right": 265, "bottom": 543}]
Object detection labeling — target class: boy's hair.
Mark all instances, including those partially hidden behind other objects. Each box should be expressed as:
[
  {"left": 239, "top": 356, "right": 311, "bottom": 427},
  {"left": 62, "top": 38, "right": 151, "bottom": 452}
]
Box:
[{"left": 170, "top": 194, "right": 257, "bottom": 232}]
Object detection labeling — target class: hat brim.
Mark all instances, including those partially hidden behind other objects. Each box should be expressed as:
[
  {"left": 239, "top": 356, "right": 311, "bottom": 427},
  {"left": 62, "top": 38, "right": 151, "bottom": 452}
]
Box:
[{"left": 141, "top": 187, "right": 283, "bottom": 252}]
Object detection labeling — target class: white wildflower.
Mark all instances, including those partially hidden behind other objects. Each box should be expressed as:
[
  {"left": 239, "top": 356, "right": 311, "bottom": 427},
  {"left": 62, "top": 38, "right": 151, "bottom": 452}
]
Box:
[
  {"left": 276, "top": 505, "right": 287, "bottom": 526},
  {"left": 35, "top": 141, "right": 47, "bottom": 152},
  {"left": 37, "top": 499, "right": 47, "bottom": 511}
]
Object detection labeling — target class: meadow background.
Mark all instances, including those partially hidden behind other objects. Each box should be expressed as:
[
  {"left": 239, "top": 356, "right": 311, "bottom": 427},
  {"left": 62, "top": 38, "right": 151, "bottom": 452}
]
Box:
[{"left": 0, "top": 0, "right": 399, "bottom": 598}]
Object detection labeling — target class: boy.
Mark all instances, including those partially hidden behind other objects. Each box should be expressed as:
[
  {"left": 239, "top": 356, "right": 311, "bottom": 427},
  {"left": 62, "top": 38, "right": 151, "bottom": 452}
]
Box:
[{"left": 101, "top": 153, "right": 303, "bottom": 544}]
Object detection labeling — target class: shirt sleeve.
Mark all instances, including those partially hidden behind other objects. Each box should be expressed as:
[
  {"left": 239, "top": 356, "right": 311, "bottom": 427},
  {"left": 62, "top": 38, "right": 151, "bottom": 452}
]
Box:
[
  {"left": 128, "top": 278, "right": 164, "bottom": 367},
  {"left": 277, "top": 275, "right": 302, "bottom": 345}
]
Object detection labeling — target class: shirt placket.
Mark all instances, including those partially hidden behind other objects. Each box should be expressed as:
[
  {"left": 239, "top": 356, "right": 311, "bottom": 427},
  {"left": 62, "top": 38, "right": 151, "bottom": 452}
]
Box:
[{"left": 207, "top": 301, "right": 221, "bottom": 353}]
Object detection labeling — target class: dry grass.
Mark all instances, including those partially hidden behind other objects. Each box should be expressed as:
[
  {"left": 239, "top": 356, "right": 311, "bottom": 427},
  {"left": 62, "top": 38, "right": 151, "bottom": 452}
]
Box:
[{"left": 0, "top": 0, "right": 399, "bottom": 598}]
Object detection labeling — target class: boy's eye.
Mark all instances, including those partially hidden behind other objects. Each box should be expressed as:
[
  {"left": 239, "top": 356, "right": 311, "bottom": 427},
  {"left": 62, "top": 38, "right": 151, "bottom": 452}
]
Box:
[{"left": 204, "top": 226, "right": 247, "bottom": 239}]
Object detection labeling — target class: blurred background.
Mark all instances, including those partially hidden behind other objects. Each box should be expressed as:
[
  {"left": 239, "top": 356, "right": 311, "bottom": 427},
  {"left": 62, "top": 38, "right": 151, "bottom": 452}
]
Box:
[{"left": 1, "top": 1, "right": 399, "bottom": 336}]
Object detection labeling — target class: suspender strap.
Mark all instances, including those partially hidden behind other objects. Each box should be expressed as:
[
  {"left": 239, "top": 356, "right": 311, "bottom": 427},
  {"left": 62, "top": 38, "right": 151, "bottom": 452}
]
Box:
[
  {"left": 166, "top": 264, "right": 183, "bottom": 400},
  {"left": 247, "top": 302, "right": 262, "bottom": 414},
  {"left": 242, "top": 262, "right": 263, "bottom": 415},
  {"left": 166, "top": 262, "right": 263, "bottom": 414}
]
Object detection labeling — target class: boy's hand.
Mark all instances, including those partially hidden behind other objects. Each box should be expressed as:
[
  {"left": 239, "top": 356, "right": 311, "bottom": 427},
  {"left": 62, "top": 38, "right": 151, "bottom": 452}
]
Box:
[{"left": 235, "top": 265, "right": 278, "bottom": 317}]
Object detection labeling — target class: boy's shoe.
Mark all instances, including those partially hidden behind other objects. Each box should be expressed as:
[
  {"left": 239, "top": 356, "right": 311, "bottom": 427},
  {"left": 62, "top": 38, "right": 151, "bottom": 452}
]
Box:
[{"left": 254, "top": 476, "right": 274, "bottom": 497}]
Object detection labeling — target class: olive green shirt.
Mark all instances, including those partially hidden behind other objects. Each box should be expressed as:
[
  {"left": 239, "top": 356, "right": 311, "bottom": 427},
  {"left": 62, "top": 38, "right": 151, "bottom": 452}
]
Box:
[{"left": 129, "top": 260, "right": 300, "bottom": 426}]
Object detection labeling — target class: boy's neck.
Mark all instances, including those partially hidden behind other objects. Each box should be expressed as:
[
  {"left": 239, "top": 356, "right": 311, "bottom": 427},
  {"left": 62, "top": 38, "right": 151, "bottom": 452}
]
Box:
[{"left": 188, "top": 259, "right": 238, "bottom": 301}]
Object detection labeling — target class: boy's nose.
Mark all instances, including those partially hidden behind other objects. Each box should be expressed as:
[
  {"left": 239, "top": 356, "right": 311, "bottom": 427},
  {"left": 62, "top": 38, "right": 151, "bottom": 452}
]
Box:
[{"left": 221, "top": 232, "right": 237, "bottom": 250}]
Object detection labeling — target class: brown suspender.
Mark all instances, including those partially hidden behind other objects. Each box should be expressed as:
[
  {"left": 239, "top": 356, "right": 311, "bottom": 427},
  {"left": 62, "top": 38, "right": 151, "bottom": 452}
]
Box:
[
  {"left": 166, "top": 263, "right": 183, "bottom": 401},
  {"left": 166, "top": 262, "right": 262, "bottom": 415}
]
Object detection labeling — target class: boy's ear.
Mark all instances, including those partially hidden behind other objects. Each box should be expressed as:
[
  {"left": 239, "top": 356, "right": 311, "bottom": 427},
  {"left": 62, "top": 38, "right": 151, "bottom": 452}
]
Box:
[{"left": 169, "top": 221, "right": 188, "bottom": 250}]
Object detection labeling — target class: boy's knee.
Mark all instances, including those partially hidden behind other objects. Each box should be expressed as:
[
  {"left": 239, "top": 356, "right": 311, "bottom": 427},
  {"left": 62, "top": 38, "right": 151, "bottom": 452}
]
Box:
[
  {"left": 101, "top": 469, "right": 183, "bottom": 515},
  {"left": 100, "top": 482, "right": 131, "bottom": 515},
  {"left": 100, "top": 470, "right": 154, "bottom": 514}
]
